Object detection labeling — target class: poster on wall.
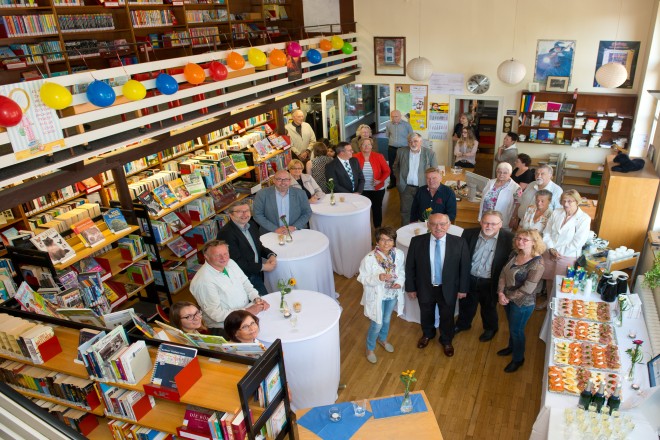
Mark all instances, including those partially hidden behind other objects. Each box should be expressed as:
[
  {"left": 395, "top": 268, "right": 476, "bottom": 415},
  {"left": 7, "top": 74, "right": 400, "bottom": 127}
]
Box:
[
  {"left": 428, "top": 102, "right": 448, "bottom": 140},
  {"left": 374, "top": 37, "right": 406, "bottom": 76},
  {"left": 409, "top": 85, "right": 427, "bottom": 130},
  {"left": 533, "top": 40, "right": 576, "bottom": 88},
  {"left": 593, "top": 41, "right": 640, "bottom": 89},
  {"left": 0, "top": 80, "right": 65, "bottom": 162}
]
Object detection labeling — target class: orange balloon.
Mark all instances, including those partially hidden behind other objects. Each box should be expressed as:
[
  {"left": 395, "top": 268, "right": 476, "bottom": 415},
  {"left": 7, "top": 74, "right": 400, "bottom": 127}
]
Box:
[
  {"left": 269, "top": 48, "right": 287, "bottom": 67},
  {"left": 319, "top": 39, "right": 332, "bottom": 52},
  {"left": 227, "top": 52, "right": 246, "bottom": 70},
  {"left": 184, "top": 63, "right": 205, "bottom": 85}
]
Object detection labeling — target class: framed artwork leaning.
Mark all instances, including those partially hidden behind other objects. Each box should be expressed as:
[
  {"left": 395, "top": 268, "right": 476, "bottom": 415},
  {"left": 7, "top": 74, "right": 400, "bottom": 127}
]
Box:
[
  {"left": 374, "top": 37, "right": 406, "bottom": 76},
  {"left": 533, "top": 39, "right": 576, "bottom": 87},
  {"left": 546, "top": 76, "right": 569, "bottom": 92}
]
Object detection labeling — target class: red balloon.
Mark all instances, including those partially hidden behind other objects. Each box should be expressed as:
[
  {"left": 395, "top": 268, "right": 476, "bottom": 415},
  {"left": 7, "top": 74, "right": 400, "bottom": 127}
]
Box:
[
  {"left": 209, "top": 61, "right": 228, "bottom": 81},
  {"left": 0, "top": 95, "right": 23, "bottom": 127}
]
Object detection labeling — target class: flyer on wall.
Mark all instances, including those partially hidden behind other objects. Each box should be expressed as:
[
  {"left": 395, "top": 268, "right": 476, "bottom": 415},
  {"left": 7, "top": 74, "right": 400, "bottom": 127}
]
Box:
[{"left": 0, "top": 80, "right": 66, "bottom": 162}]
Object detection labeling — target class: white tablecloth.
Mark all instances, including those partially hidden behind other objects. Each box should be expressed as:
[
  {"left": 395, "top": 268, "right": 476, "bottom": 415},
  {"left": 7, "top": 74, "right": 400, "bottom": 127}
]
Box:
[
  {"left": 309, "top": 193, "right": 372, "bottom": 278},
  {"left": 395, "top": 223, "right": 464, "bottom": 325},
  {"left": 530, "top": 276, "right": 656, "bottom": 440},
  {"left": 260, "top": 229, "right": 336, "bottom": 299},
  {"left": 257, "top": 290, "right": 341, "bottom": 411}
]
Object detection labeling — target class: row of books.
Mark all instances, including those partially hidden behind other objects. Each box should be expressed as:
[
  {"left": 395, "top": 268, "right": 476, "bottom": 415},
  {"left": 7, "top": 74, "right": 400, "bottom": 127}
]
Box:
[
  {"left": 178, "top": 404, "right": 251, "bottom": 440},
  {"left": 0, "top": 314, "right": 60, "bottom": 363},
  {"left": 130, "top": 9, "right": 174, "bottom": 28},
  {"left": 126, "top": 260, "right": 154, "bottom": 284},
  {"left": 185, "top": 9, "right": 227, "bottom": 23},
  {"left": 0, "top": 0, "right": 41, "bottom": 7},
  {"left": 58, "top": 13, "right": 115, "bottom": 32},
  {"left": 98, "top": 383, "right": 156, "bottom": 421},
  {"left": 107, "top": 419, "right": 171, "bottom": 440},
  {"left": 118, "top": 234, "right": 146, "bottom": 260},
  {"left": 152, "top": 264, "right": 188, "bottom": 292},
  {"left": 0, "top": 41, "right": 64, "bottom": 68},
  {"left": 21, "top": 182, "right": 85, "bottom": 217},
  {"left": 159, "top": 140, "right": 197, "bottom": 163},
  {"left": 52, "top": 0, "right": 85, "bottom": 5},
  {"left": 0, "top": 265, "right": 17, "bottom": 301},
  {"left": 136, "top": 173, "right": 209, "bottom": 217},
  {"left": 521, "top": 96, "right": 575, "bottom": 114},
  {"left": 33, "top": 397, "right": 99, "bottom": 437},
  {"left": 188, "top": 26, "right": 220, "bottom": 46},
  {"left": 0, "top": 14, "right": 58, "bottom": 37}
]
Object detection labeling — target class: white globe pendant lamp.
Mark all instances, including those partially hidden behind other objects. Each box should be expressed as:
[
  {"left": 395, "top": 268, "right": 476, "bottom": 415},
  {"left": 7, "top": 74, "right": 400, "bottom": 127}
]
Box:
[
  {"left": 407, "top": 57, "right": 434, "bottom": 82},
  {"left": 595, "top": 62, "right": 627, "bottom": 88},
  {"left": 497, "top": 58, "right": 526, "bottom": 85}
]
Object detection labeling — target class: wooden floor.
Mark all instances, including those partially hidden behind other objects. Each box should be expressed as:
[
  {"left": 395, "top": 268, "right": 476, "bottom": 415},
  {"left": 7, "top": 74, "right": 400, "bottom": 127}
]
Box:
[{"left": 175, "top": 188, "right": 547, "bottom": 439}]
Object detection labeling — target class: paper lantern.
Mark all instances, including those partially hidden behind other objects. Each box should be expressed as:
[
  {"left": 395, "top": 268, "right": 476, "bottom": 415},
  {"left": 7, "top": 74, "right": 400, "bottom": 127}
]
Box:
[
  {"left": 0, "top": 96, "right": 23, "bottom": 127},
  {"left": 497, "top": 58, "right": 526, "bottom": 85},
  {"left": 86, "top": 80, "right": 116, "bottom": 107},
  {"left": 269, "top": 49, "right": 287, "bottom": 67},
  {"left": 122, "top": 79, "right": 146, "bottom": 101},
  {"left": 407, "top": 57, "right": 433, "bottom": 82},
  {"left": 208, "top": 61, "right": 228, "bottom": 81},
  {"left": 39, "top": 82, "right": 72, "bottom": 110},
  {"left": 184, "top": 63, "right": 205, "bottom": 85},
  {"left": 595, "top": 62, "right": 627, "bottom": 88}
]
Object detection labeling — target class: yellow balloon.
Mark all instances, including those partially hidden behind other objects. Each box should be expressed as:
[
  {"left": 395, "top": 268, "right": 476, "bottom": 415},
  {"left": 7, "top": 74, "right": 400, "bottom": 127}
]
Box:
[
  {"left": 331, "top": 36, "right": 344, "bottom": 50},
  {"left": 247, "top": 48, "right": 267, "bottom": 67},
  {"left": 122, "top": 79, "right": 147, "bottom": 101},
  {"left": 39, "top": 82, "right": 72, "bottom": 110}
]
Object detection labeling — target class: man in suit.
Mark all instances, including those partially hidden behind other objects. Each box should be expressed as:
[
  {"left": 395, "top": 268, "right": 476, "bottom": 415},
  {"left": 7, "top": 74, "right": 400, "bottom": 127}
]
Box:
[
  {"left": 253, "top": 170, "right": 312, "bottom": 235},
  {"left": 325, "top": 141, "right": 365, "bottom": 193},
  {"left": 284, "top": 109, "right": 316, "bottom": 161},
  {"left": 409, "top": 167, "right": 457, "bottom": 223},
  {"left": 393, "top": 133, "right": 438, "bottom": 225},
  {"left": 455, "top": 210, "right": 514, "bottom": 342},
  {"left": 217, "top": 200, "right": 277, "bottom": 297},
  {"left": 405, "top": 213, "right": 470, "bottom": 357}
]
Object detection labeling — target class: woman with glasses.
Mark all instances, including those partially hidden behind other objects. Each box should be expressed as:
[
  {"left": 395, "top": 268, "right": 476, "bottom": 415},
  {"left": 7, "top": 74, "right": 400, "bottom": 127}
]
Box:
[
  {"left": 478, "top": 162, "right": 521, "bottom": 231},
  {"left": 224, "top": 310, "right": 261, "bottom": 343},
  {"left": 540, "top": 189, "right": 591, "bottom": 301},
  {"left": 497, "top": 229, "right": 545, "bottom": 373},
  {"left": 357, "top": 226, "right": 405, "bottom": 364},
  {"left": 354, "top": 137, "right": 390, "bottom": 228},
  {"left": 288, "top": 159, "right": 324, "bottom": 204},
  {"left": 170, "top": 301, "right": 208, "bottom": 334}
]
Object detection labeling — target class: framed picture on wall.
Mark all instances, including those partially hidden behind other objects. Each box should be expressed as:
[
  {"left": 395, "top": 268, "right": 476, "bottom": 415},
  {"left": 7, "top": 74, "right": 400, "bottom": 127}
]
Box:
[
  {"left": 593, "top": 41, "right": 640, "bottom": 89},
  {"left": 533, "top": 39, "right": 576, "bottom": 87},
  {"left": 374, "top": 37, "right": 406, "bottom": 76},
  {"left": 546, "top": 76, "right": 569, "bottom": 92}
]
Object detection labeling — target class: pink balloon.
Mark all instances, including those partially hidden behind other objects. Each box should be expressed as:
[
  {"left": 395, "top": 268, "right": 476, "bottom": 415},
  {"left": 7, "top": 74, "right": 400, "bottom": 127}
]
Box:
[{"left": 287, "top": 41, "right": 302, "bottom": 57}]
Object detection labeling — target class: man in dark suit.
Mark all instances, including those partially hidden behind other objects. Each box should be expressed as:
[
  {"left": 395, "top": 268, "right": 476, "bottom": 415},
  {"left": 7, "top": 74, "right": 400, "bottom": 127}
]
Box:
[
  {"left": 405, "top": 213, "right": 470, "bottom": 357},
  {"left": 455, "top": 210, "right": 514, "bottom": 342},
  {"left": 325, "top": 141, "right": 365, "bottom": 193},
  {"left": 217, "top": 200, "right": 277, "bottom": 297}
]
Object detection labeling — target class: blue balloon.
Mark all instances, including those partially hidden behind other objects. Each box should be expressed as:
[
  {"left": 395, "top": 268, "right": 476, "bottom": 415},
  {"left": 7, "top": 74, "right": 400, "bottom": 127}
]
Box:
[
  {"left": 307, "top": 48, "right": 322, "bottom": 64},
  {"left": 156, "top": 73, "right": 179, "bottom": 95},
  {"left": 86, "top": 80, "right": 116, "bottom": 107}
]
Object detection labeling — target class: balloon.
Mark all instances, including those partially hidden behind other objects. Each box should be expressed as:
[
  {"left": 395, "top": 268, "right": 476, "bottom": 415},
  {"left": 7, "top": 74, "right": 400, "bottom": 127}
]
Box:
[
  {"left": 269, "top": 49, "right": 287, "bottom": 67},
  {"left": 306, "top": 48, "right": 322, "bottom": 64},
  {"left": 122, "top": 79, "right": 146, "bottom": 101},
  {"left": 331, "top": 36, "right": 344, "bottom": 50},
  {"left": 247, "top": 48, "right": 267, "bottom": 67},
  {"left": 341, "top": 42, "right": 354, "bottom": 55},
  {"left": 208, "top": 61, "right": 228, "bottom": 81},
  {"left": 0, "top": 95, "right": 22, "bottom": 127},
  {"left": 287, "top": 41, "right": 302, "bottom": 57},
  {"left": 183, "top": 63, "right": 205, "bottom": 85},
  {"left": 227, "top": 52, "right": 246, "bottom": 70},
  {"left": 319, "top": 39, "right": 332, "bottom": 51},
  {"left": 86, "top": 80, "right": 116, "bottom": 107},
  {"left": 156, "top": 73, "right": 179, "bottom": 95},
  {"left": 39, "top": 82, "right": 72, "bottom": 110}
]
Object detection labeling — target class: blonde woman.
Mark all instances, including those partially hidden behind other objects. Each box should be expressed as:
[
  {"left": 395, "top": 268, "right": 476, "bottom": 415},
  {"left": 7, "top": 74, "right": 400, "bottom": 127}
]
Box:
[
  {"left": 288, "top": 159, "right": 323, "bottom": 203},
  {"left": 453, "top": 127, "right": 478, "bottom": 168},
  {"left": 351, "top": 124, "right": 372, "bottom": 153}
]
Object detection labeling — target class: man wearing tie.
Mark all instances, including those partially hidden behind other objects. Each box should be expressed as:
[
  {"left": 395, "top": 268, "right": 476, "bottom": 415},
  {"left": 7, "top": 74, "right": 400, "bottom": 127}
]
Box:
[
  {"left": 325, "top": 141, "right": 365, "bottom": 193},
  {"left": 405, "top": 213, "right": 470, "bottom": 357}
]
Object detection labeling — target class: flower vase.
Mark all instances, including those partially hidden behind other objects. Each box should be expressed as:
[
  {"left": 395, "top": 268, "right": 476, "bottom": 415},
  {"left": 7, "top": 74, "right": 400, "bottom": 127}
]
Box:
[
  {"left": 400, "top": 389, "right": 413, "bottom": 413},
  {"left": 280, "top": 294, "right": 287, "bottom": 312},
  {"left": 286, "top": 233, "right": 293, "bottom": 242},
  {"left": 614, "top": 309, "right": 623, "bottom": 327},
  {"left": 627, "top": 363, "right": 636, "bottom": 382},
  {"left": 330, "top": 192, "right": 336, "bottom": 205}
]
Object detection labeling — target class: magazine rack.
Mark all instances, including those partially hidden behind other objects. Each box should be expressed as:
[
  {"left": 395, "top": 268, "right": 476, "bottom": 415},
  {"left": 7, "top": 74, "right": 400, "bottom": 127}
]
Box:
[{"left": 143, "top": 355, "right": 202, "bottom": 402}]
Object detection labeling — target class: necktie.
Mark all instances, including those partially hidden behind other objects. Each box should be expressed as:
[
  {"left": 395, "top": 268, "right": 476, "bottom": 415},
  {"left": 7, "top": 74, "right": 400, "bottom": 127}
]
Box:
[
  {"left": 434, "top": 238, "right": 443, "bottom": 285},
  {"left": 343, "top": 160, "right": 355, "bottom": 190}
]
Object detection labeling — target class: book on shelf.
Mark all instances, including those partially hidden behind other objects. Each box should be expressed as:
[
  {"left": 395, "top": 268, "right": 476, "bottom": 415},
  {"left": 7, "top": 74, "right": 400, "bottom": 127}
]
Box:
[
  {"left": 17, "top": 264, "right": 56, "bottom": 291},
  {"left": 53, "top": 287, "right": 84, "bottom": 309},
  {"left": 130, "top": 310, "right": 159, "bottom": 339},
  {"left": 167, "top": 178, "right": 191, "bottom": 201},
  {"left": 0, "top": 267, "right": 17, "bottom": 300},
  {"left": 150, "top": 220, "right": 173, "bottom": 244},
  {"left": 220, "top": 342, "right": 265, "bottom": 357},
  {"left": 220, "top": 156, "right": 237, "bottom": 176},
  {"left": 230, "top": 153, "right": 249, "bottom": 170},
  {"left": 562, "top": 117, "right": 575, "bottom": 128},
  {"left": 546, "top": 102, "right": 562, "bottom": 112},
  {"left": 102, "top": 208, "right": 130, "bottom": 234},
  {"left": 71, "top": 218, "right": 105, "bottom": 248},
  {"left": 137, "top": 190, "right": 165, "bottom": 216},
  {"left": 126, "top": 260, "right": 153, "bottom": 284},
  {"left": 118, "top": 234, "right": 146, "bottom": 260},
  {"left": 154, "top": 320, "right": 197, "bottom": 345},
  {"left": 167, "top": 236, "right": 195, "bottom": 258},
  {"left": 20, "top": 324, "right": 60, "bottom": 364},
  {"left": 529, "top": 129, "right": 538, "bottom": 141},
  {"left": 77, "top": 177, "right": 101, "bottom": 194},
  {"left": 182, "top": 172, "right": 207, "bottom": 195},
  {"left": 13, "top": 282, "right": 61, "bottom": 317},
  {"left": 531, "top": 101, "right": 547, "bottom": 112},
  {"left": 537, "top": 129, "right": 550, "bottom": 141},
  {"left": 77, "top": 271, "right": 111, "bottom": 316},
  {"left": 559, "top": 103, "right": 574, "bottom": 113},
  {"left": 152, "top": 184, "right": 179, "bottom": 209},
  {"left": 57, "top": 307, "right": 105, "bottom": 327},
  {"left": 29, "top": 228, "right": 76, "bottom": 265},
  {"left": 162, "top": 212, "right": 192, "bottom": 234},
  {"left": 150, "top": 343, "right": 198, "bottom": 390}
]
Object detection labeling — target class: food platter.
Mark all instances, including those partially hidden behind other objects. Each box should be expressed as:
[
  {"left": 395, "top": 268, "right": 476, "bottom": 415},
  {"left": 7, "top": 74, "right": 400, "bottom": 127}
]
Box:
[
  {"left": 548, "top": 365, "right": 619, "bottom": 396},
  {"left": 551, "top": 316, "right": 617, "bottom": 345},
  {"left": 552, "top": 339, "right": 621, "bottom": 371},
  {"left": 553, "top": 298, "right": 611, "bottom": 323}
]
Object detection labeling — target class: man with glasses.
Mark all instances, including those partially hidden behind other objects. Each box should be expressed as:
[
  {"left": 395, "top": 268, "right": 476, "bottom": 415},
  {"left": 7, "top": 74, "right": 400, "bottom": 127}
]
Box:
[
  {"left": 285, "top": 109, "right": 316, "bottom": 161},
  {"left": 405, "top": 213, "right": 470, "bottom": 357},
  {"left": 455, "top": 210, "right": 513, "bottom": 342},
  {"left": 190, "top": 240, "right": 270, "bottom": 335},
  {"left": 385, "top": 110, "right": 414, "bottom": 189},
  {"left": 253, "top": 169, "right": 312, "bottom": 235},
  {"left": 325, "top": 141, "right": 365, "bottom": 194},
  {"left": 217, "top": 200, "right": 277, "bottom": 297}
]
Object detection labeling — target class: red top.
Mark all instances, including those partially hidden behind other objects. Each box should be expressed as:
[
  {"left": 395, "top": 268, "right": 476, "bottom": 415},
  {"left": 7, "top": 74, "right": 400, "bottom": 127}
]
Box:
[{"left": 354, "top": 152, "right": 391, "bottom": 191}]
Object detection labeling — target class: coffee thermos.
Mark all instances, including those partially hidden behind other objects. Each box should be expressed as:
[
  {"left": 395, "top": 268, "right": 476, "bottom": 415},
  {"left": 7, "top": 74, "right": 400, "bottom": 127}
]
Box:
[
  {"left": 601, "top": 279, "right": 618, "bottom": 302},
  {"left": 616, "top": 274, "right": 629, "bottom": 295},
  {"left": 597, "top": 273, "right": 613, "bottom": 296}
]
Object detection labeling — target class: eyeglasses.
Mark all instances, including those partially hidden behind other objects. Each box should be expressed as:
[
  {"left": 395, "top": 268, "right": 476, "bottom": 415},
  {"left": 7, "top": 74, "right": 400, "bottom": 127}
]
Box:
[
  {"left": 181, "top": 310, "right": 202, "bottom": 321},
  {"left": 515, "top": 237, "right": 531, "bottom": 243},
  {"left": 289, "top": 167, "right": 303, "bottom": 171},
  {"left": 239, "top": 321, "right": 259, "bottom": 332},
  {"left": 378, "top": 237, "right": 394, "bottom": 243},
  {"left": 429, "top": 222, "right": 449, "bottom": 227},
  {"left": 274, "top": 178, "right": 290, "bottom": 183}
]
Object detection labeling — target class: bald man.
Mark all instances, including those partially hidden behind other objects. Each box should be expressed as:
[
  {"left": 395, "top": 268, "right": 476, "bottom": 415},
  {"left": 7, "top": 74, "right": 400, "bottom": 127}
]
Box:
[
  {"left": 285, "top": 109, "right": 316, "bottom": 161},
  {"left": 385, "top": 110, "right": 413, "bottom": 189}
]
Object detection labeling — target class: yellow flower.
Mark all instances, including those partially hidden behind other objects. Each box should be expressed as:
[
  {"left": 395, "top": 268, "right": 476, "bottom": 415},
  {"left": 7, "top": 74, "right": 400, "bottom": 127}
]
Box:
[{"left": 289, "top": 278, "right": 297, "bottom": 286}]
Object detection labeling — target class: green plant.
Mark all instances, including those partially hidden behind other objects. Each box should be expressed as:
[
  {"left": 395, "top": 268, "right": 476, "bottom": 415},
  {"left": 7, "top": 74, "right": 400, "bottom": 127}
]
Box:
[{"left": 643, "top": 254, "right": 660, "bottom": 289}]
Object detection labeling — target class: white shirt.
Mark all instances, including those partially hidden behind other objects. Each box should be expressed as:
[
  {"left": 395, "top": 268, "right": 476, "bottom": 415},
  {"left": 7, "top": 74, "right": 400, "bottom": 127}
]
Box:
[
  {"left": 407, "top": 150, "right": 421, "bottom": 186},
  {"left": 428, "top": 234, "right": 446, "bottom": 284},
  {"left": 517, "top": 180, "right": 563, "bottom": 219},
  {"left": 543, "top": 208, "right": 591, "bottom": 258},
  {"left": 189, "top": 259, "right": 260, "bottom": 328}
]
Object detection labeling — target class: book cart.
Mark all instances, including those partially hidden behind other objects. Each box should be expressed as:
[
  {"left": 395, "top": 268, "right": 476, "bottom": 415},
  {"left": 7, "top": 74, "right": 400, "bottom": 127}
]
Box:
[{"left": 0, "top": 301, "right": 295, "bottom": 439}]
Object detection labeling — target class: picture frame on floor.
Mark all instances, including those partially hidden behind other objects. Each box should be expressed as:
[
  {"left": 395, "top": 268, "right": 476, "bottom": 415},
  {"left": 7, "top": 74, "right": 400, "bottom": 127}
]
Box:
[{"left": 374, "top": 37, "right": 406, "bottom": 76}]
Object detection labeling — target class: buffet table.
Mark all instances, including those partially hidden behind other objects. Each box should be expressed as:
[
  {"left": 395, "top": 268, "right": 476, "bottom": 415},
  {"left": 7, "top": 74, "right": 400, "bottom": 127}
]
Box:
[
  {"left": 309, "top": 193, "right": 371, "bottom": 278},
  {"left": 259, "top": 229, "right": 336, "bottom": 299},
  {"left": 530, "top": 276, "right": 657, "bottom": 439},
  {"left": 258, "top": 290, "right": 341, "bottom": 411}
]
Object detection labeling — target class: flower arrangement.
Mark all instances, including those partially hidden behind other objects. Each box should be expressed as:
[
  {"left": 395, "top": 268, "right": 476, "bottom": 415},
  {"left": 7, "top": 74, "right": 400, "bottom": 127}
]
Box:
[
  {"left": 399, "top": 369, "right": 417, "bottom": 413},
  {"left": 277, "top": 277, "right": 296, "bottom": 309},
  {"left": 279, "top": 214, "right": 293, "bottom": 241},
  {"left": 422, "top": 207, "right": 433, "bottom": 222},
  {"left": 327, "top": 178, "right": 335, "bottom": 205},
  {"left": 616, "top": 294, "right": 629, "bottom": 327},
  {"left": 625, "top": 339, "right": 644, "bottom": 381}
]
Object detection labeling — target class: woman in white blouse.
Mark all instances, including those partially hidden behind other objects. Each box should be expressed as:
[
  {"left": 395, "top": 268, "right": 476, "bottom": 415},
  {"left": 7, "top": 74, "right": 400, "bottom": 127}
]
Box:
[
  {"left": 288, "top": 159, "right": 324, "bottom": 203},
  {"left": 519, "top": 189, "right": 553, "bottom": 234},
  {"left": 541, "top": 189, "right": 591, "bottom": 297},
  {"left": 478, "top": 162, "right": 521, "bottom": 230}
]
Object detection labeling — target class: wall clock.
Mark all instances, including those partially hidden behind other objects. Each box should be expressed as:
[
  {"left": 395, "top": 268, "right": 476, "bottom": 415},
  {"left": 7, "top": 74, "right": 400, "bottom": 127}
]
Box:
[{"left": 467, "top": 74, "right": 490, "bottom": 94}]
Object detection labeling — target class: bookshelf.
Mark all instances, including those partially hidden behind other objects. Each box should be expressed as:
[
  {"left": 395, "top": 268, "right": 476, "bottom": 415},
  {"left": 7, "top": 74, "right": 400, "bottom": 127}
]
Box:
[{"left": 517, "top": 91, "right": 637, "bottom": 149}]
